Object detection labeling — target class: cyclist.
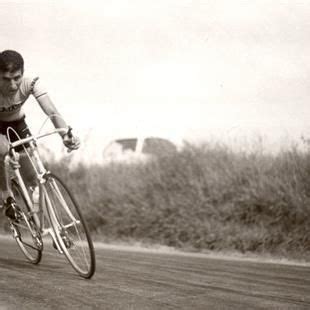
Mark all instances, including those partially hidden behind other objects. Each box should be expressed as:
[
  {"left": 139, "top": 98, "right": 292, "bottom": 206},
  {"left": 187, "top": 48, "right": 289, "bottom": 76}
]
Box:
[{"left": 0, "top": 50, "right": 80, "bottom": 220}]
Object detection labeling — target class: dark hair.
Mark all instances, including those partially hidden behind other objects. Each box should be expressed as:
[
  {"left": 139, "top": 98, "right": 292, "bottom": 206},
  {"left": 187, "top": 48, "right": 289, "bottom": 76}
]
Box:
[{"left": 0, "top": 50, "right": 24, "bottom": 73}]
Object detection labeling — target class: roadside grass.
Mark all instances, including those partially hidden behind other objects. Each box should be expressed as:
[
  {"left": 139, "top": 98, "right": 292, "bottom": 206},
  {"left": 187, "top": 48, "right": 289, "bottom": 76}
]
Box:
[{"left": 47, "top": 141, "right": 310, "bottom": 259}]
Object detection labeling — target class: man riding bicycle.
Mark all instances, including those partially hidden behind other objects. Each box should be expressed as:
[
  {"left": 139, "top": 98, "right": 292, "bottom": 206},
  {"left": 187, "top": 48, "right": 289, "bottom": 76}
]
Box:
[{"left": 0, "top": 50, "right": 80, "bottom": 220}]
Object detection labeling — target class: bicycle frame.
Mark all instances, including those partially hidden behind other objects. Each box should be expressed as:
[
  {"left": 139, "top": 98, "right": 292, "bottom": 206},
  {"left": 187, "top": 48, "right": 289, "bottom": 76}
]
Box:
[{"left": 6, "top": 128, "right": 69, "bottom": 253}]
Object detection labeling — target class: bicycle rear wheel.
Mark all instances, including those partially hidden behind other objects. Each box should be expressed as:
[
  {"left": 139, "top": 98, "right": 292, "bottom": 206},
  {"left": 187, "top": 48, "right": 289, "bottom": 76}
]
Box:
[
  {"left": 10, "top": 180, "right": 43, "bottom": 264},
  {"left": 44, "top": 173, "right": 95, "bottom": 279}
]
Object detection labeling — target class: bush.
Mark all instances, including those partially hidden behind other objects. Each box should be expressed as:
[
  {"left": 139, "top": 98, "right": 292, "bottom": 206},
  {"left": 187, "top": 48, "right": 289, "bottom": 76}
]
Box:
[{"left": 48, "top": 142, "right": 310, "bottom": 258}]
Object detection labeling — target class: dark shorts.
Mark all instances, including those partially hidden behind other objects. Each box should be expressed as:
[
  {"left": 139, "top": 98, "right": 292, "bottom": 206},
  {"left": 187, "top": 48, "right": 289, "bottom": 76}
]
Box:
[{"left": 0, "top": 116, "right": 31, "bottom": 152}]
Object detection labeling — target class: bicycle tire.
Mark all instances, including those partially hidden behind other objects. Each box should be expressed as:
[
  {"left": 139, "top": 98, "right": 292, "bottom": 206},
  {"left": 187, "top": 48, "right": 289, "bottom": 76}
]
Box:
[
  {"left": 43, "top": 173, "right": 95, "bottom": 279},
  {"left": 10, "top": 180, "right": 43, "bottom": 264}
]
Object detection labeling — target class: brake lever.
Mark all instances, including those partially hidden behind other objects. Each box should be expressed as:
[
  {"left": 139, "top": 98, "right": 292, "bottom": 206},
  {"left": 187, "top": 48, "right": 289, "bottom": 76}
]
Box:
[
  {"left": 65, "top": 126, "right": 74, "bottom": 153},
  {"left": 67, "top": 126, "right": 73, "bottom": 139}
]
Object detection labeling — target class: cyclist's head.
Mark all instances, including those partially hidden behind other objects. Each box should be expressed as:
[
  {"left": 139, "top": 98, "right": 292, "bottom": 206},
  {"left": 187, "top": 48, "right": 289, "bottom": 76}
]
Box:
[
  {"left": 0, "top": 50, "right": 24, "bottom": 96},
  {"left": 0, "top": 50, "right": 24, "bottom": 74}
]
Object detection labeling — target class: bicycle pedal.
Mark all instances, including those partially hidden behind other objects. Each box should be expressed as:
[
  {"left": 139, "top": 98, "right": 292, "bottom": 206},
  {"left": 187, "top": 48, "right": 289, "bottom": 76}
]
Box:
[
  {"left": 4, "top": 197, "right": 22, "bottom": 220},
  {"left": 5, "top": 206, "right": 18, "bottom": 221}
]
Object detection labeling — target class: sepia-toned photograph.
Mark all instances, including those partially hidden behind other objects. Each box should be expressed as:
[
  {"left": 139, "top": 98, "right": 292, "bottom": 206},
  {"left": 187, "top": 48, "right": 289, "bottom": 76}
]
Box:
[{"left": 0, "top": 0, "right": 309, "bottom": 308}]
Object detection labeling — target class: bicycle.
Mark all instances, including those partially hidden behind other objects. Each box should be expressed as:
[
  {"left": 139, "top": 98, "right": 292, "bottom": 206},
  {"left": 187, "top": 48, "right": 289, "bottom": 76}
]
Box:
[{"left": 4, "top": 124, "right": 96, "bottom": 279}]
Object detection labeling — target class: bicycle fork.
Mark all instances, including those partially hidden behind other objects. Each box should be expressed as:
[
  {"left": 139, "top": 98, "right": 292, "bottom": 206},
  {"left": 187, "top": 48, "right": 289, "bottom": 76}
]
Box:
[{"left": 40, "top": 186, "right": 65, "bottom": 254}]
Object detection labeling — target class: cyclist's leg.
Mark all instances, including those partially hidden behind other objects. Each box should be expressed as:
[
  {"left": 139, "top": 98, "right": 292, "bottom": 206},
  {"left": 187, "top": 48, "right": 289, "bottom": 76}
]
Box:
[
  {"left": 0, "top": 134, "right": 19, "bottom": 219},
  {"left": 0, "top": 134, "right": 11, "bottom": 203},
  {"left": 9, "top": 117, "right": 36, "bottom": 188},
  {"left": 1, "top": 117, "right": 31, "bottom": 217},
  {"left": 19, "top": 152, "right": 36, "bottom": 187}
]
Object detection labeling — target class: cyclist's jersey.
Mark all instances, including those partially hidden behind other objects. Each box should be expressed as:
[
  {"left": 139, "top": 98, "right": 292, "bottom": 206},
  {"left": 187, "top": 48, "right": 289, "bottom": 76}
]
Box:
[{"left": 0, "top": 76, "right": 47, "bottom": 121}]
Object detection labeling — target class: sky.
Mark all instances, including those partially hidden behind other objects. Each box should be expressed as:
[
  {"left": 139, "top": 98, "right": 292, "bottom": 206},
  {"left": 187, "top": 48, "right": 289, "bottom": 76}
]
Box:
[{"left": 1, "top": 0, "right": 310, "bottom": 159}]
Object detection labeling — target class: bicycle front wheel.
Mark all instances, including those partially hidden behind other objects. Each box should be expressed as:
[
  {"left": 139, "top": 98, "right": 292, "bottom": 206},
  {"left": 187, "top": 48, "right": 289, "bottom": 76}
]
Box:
[
  {"left": 44, "top": 173, "right": 95, "bottom": 279},
  {"left": 10, "top": 180, "right": 43, "bottom": 264}
]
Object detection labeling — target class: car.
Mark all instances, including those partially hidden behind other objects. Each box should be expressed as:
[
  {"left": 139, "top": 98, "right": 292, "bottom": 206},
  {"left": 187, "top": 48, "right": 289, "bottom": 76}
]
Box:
[{"left": 102, "top": 136, "right": 177, "bottom": 164}]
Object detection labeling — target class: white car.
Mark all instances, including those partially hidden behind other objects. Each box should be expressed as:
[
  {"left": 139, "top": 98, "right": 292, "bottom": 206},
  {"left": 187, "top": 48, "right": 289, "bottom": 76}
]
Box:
[{"left": 102, "top": 137, "right": 177, "bottom": 164}]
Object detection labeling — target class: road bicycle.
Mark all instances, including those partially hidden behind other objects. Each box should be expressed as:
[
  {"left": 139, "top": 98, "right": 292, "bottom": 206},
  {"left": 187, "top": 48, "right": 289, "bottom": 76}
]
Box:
[{"left": 4, "top": 124, "right": 96, "bottom": 279}]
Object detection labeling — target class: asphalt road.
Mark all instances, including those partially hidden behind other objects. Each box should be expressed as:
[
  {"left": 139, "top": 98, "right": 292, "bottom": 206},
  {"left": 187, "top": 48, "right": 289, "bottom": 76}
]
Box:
[{"left": 0, "top": 236, "right": 309, "bottom": 310}]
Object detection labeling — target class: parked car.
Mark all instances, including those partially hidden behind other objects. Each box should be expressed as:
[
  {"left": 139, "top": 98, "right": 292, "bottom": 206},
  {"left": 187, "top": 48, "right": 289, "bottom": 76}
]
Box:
[{"left": 102, "top": 137, "right": 177, "bottom": 164}]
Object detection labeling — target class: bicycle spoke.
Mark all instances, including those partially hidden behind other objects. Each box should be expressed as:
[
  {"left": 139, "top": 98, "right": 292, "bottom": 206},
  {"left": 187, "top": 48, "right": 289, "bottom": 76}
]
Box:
[
  {"left": 45, "top": 174, "right": 95, "bottom": 278},
  {"left": 10, "top": 180, "right": 42, "bottom": 264},
  {"left": 19, "top": 240, "right": 40, "bottom": 251}
]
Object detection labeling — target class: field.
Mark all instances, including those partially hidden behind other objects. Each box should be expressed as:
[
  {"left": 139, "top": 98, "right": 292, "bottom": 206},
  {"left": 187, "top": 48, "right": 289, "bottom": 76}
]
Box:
[{"left": 44, "top": 141, "right": 310, "bottom": 260}]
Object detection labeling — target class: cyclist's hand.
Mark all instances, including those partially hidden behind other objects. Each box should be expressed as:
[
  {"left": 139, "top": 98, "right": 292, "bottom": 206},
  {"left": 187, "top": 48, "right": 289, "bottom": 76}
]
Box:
[
  {"left": 7, "top": 153, "right": 20, "bottom": 169},
  {"left": 63, "top": 134, "right": 81, "bottom": 151}
]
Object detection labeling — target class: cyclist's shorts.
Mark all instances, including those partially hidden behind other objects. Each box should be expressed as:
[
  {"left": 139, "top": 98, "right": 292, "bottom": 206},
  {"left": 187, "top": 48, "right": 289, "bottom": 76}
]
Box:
[{"left": 0, "top": 116, "right": 31, "bottom": 152}]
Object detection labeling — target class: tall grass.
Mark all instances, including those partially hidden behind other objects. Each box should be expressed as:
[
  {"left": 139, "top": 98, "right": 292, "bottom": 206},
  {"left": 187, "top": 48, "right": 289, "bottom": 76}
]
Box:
[{"left": 49, "top": 142, "right": 310, "bottom": 258}]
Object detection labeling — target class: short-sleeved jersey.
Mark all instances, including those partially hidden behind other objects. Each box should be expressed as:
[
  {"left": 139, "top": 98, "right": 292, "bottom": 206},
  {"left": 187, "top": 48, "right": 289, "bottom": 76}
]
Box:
[{"left": 0, "top": 76, "right": 47, "bottom": 120}]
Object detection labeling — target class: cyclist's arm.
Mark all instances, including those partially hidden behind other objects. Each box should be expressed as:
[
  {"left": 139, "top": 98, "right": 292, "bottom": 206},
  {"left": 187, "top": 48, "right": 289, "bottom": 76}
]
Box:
[{"left": 36, "top": 94, "right": 68, "bottom": 137}]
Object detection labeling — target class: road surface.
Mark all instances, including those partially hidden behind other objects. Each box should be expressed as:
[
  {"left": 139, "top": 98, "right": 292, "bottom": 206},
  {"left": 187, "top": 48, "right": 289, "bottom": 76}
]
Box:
[{"left": 0, "top": 236, "right": 309, "bottom": 309}]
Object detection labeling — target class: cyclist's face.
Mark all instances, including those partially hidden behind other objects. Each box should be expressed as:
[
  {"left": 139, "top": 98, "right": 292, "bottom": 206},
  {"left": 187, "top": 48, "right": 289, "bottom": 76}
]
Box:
[{"left": 0, "top": 70, "right": 23, "bottom": 96}]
